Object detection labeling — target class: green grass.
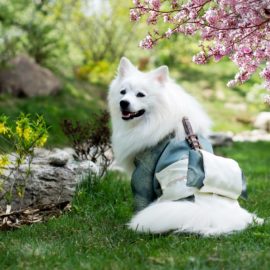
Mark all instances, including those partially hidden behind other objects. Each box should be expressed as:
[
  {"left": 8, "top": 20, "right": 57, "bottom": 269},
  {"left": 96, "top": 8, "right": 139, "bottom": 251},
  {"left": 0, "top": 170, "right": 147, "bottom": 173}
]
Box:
[{"left": 0, "top": 142, "right": 269, "bottom": 270}]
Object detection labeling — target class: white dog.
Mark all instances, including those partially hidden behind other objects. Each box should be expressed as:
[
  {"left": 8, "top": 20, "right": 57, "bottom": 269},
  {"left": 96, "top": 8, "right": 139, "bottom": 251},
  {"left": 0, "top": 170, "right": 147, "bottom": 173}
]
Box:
[{"left": 108, "top": 57, "right": 262, "bottom": 236}]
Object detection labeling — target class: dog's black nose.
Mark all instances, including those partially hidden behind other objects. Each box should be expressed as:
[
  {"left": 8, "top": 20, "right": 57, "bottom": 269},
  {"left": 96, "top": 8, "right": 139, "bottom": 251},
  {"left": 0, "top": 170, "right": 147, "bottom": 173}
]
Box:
[{"left": 120, "top": 100, "right": 130, "bottom": 110}]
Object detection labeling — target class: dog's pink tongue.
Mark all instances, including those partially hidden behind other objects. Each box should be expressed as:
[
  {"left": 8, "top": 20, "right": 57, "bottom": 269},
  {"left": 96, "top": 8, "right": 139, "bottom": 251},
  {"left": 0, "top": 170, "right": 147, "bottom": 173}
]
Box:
[{"left": 122, "top": 111, "right": 130, "bottom": 116}]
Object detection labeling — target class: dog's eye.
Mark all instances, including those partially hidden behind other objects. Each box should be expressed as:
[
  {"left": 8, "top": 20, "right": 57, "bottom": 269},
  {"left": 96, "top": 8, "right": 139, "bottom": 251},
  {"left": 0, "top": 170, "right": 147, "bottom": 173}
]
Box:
[
  {"left": 120, "top": 89, "right": 126, "bottom": 95},
  {"left": 136, "top": 92, "right": 145, "bottom": 98}
]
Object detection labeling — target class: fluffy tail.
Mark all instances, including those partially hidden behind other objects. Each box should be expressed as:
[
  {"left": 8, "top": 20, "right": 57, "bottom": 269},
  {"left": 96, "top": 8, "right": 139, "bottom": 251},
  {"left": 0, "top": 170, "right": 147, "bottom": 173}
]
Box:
[{"left": 128, "top": 194, "right": 263, "bottom": 236}]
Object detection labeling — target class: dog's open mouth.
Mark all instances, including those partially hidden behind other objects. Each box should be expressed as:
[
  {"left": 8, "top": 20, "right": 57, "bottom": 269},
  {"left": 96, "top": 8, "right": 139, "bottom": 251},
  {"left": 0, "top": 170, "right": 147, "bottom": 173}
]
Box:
[{"left": 121, "top": 109, "right": 145, "bottom": 120}]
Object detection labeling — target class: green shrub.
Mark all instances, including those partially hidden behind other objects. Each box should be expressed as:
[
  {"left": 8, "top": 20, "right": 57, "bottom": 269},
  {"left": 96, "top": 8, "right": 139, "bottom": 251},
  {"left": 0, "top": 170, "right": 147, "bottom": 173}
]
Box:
[{"left": 0, "top": 113, "right": 48, "bottom": 204}]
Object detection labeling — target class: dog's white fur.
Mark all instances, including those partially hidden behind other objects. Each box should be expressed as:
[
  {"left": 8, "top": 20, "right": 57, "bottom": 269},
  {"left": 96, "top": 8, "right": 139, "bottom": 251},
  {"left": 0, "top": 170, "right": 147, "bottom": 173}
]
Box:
[
  {"left": 108, "top": 57, "right": 262, "bottom": 236},
  {"left": 109, "top": 57, "right": 211, "bottom": 174}
]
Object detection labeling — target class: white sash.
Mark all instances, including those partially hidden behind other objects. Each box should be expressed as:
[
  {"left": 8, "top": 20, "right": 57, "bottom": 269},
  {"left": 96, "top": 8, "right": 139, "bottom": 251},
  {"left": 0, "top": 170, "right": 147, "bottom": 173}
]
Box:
[
  {"left": 199, "top": 150, "right": 242, "bottom": 200},
  {"left": 155, "top": 159, "right": 196, "bottom": 201},
  {"left": 155, "top": 150, "right": 243, "bottom": 201}
]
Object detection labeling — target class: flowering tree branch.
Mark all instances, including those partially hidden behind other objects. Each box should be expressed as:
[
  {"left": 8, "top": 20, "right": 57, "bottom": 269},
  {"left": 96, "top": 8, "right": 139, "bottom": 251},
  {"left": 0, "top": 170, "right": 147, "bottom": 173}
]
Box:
[{"left": 130, "top": 0, "right": 270, "bottom": 103}]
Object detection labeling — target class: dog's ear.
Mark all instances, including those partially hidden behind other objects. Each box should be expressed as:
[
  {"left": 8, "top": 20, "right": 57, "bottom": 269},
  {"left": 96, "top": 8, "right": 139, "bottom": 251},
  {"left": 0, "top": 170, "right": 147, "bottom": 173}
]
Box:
[
  {"left": 118, "top": 57, "right": 136, "bottom": 79},
  {"left": 151, "top": 66, "right": 169, "bottom": 84}
]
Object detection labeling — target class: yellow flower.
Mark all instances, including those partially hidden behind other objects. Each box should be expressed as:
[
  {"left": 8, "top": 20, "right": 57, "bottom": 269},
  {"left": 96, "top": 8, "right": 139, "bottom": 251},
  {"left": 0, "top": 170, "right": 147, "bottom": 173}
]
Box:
[
  {"left": 37, "top": 134, "right": 48, "bottom": 147},
  {"left": 16, "top": 125, "right": 33, "bottom": 142},
  {"left": 23, "top": 127, "right": 32, "bottom": 142},
  {"left": 16, "top": 125, "right": 23, "bottom": 137},
  {"left": 0, "top": 122, "right": 8, "bottom": 134},
  {"left": 0, "top": 155, "right": 10, "bottom": 168}
]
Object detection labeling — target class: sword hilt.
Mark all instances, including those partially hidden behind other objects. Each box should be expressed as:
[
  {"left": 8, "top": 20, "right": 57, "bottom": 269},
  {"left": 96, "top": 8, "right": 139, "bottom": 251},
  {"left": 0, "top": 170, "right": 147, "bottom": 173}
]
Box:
[{"left": 182, "top": 117, "right": 202, "bottom": 150}]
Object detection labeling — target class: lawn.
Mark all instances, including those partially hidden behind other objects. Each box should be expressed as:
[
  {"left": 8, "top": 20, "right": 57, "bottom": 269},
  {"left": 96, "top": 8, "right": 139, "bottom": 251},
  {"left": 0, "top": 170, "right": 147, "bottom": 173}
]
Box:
[{"left": 0, "top": 142, "right": 269, "bottom": 270}]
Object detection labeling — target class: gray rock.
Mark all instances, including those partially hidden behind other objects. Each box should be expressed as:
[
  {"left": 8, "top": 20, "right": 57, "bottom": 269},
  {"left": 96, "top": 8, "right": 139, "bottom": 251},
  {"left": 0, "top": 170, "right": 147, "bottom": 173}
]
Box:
[
  {"left": 0, "top": 148, "right": 101, "bottom": 211},
  {"left": 215, "top": 89, "right": 225, "bottom": 101},
  {"left": 233, "top": 129, "right": 270, "bottom": 142},
  {"left": 48, "top": 149, "right": 70, "bottom": 167},
  {"left": 254, "top": 112, "right": 270, "bottom": 132},
  {"left": 208, "top": 132, "right": 233, "bottom": 147},
  {"left": 0, "top": 55, "right": 62, "bottom": 97},
  {"left": 224, "top": 102, "right": 247, "bottom": 112}
]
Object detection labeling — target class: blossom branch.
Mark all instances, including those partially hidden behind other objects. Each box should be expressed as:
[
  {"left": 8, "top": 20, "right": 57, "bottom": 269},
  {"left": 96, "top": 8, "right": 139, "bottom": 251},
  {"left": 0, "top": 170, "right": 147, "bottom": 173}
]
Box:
[{"left": 130, "top": 0, "right": 270, "bottom": 103}]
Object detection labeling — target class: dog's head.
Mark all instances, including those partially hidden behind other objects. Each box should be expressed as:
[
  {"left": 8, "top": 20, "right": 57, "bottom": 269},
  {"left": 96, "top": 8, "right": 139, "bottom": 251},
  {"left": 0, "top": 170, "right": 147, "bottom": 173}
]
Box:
[{"left": 109, "top": 57, "right": 170, "bottom": 122}]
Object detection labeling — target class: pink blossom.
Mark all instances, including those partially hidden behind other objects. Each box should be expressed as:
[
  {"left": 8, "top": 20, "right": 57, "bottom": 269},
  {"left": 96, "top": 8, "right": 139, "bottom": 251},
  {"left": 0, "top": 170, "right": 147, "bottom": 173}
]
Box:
[
  {"left": 163, "top": 14, "right": 170, "bottom": 22},
  {"left": 204, "top": 9, "right": 219, "bottom": 24},
  {"left": 149, "top": 0, "right": 161, "bottom": 10},
  {"left": 130, "top": 9, "right": 140, "bottom": 21},
  {"left": 189, "top": 10, "right": 198, "bottom": 20},
  {"left": 165, "top": 28, "right": 173, "bottom": 38},
  {"left": 133, "top": 0, "right": 140, "bottom": 5},
  {"left": 210, "top": 45, "right": 226, "bottom": 62},
  {"left": 130, "top": 0, "right": 270, "bottom": 94},
  {"left": 174, "top": 10, "right": 187, "bottom": 22},
  {"left": 240, "top": 46, "right": 252, "bottom": 55},
  {"left": 171, "top": 0, "right": 178, "bottom": 9},
  {"left": 260, "top": 65, "right": 270, "bottom": 82},
  {"left": 193, "top": 0, "right": 209, "bottom": 5},
  {"left": 227, "top": 80, "right": 237, "bottom": 88},
  {"left": 147, "top": 11, "right": 158, "bottom": 24},
  {"left": 235, "top": 70, "right": 251, "bottom": 84},
  {"left": 192, "top": 52, "right": 207, "bottom": 64},
  {"left": 139, "top": 35, "right": 154, "bottom": 49}
]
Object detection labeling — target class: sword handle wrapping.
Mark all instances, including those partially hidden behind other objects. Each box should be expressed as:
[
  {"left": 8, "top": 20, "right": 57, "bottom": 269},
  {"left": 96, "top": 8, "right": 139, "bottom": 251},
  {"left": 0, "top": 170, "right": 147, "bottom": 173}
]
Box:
[{"left": 182, "top": 117, "right": 202, "bottom": 150}]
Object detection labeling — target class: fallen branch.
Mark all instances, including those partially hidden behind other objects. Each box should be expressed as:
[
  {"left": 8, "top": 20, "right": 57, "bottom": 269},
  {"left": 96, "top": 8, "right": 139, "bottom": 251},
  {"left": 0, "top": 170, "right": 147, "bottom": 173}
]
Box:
[{"left": 0, "top": 201, "right": 71, "bottom": 230}]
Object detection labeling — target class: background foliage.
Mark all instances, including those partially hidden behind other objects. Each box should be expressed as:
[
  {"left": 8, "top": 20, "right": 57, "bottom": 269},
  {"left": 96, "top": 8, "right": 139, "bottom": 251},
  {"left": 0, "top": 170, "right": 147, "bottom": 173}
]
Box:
[{"left": 0, "top": 0, "right": 269, "bottom": 146}]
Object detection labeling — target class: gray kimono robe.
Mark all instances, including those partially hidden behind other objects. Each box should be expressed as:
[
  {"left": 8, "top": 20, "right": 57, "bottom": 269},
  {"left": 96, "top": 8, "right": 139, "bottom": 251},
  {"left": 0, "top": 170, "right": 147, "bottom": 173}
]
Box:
[{"left": 131, "top": 135, "right": 246, "bottom": 212}]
